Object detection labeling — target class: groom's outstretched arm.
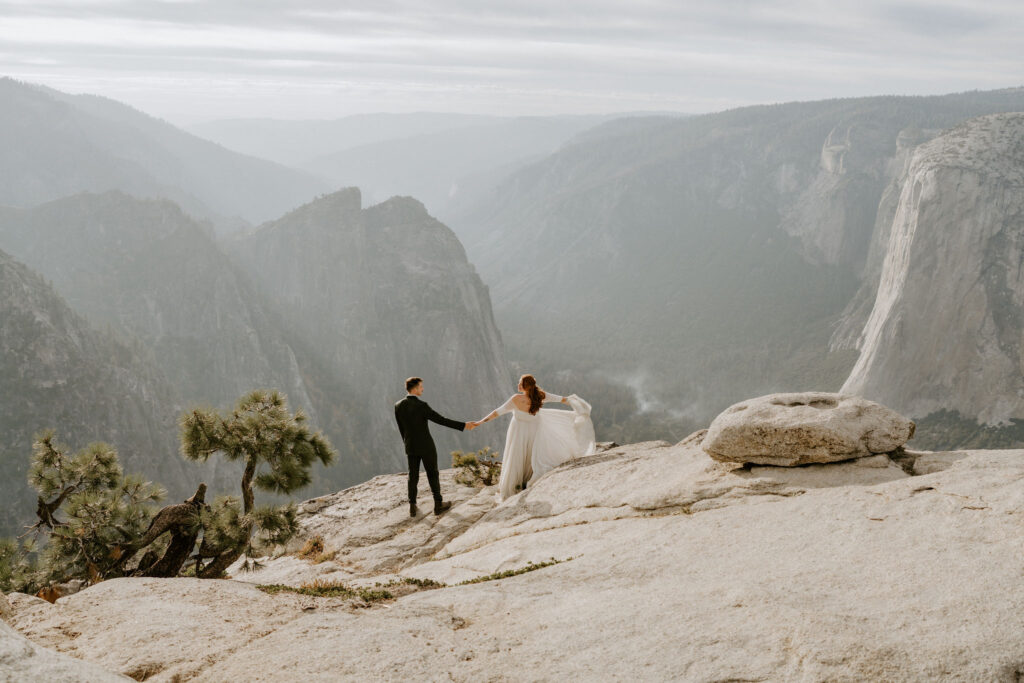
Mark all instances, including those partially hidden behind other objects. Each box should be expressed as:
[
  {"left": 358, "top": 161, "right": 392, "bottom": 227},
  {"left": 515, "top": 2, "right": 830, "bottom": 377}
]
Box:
[{"left": 423, "top": 402, "right": 466, "bottom": 432}]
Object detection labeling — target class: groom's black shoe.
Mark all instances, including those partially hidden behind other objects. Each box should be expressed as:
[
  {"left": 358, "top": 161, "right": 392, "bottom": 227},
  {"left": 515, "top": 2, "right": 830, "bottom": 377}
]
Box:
[
  {"left": 410, "top": 503, "right": 418, "bottom": 518},
  {"left": 433, "top": 501, "right": 452, "bottom": 515}
]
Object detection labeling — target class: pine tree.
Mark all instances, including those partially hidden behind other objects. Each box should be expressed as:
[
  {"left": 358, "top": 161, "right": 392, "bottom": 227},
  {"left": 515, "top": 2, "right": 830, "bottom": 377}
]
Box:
[
  {"left": 180, "top": 390, "right": 335, "bottom": 577},
  {"left": 26, "top": 432, "right": 164, "bottom": 586}
]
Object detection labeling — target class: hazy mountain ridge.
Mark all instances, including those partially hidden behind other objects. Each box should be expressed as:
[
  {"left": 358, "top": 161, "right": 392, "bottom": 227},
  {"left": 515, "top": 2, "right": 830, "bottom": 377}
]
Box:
[
  {"left": 187, "top": 112, "right": 500, "bottom": 167},
  {"left": 0, "top": 248, "right": 188, "bottom": 536},
  {"left": 0, "top": 78, "right": 325, "bottom": 232},
  {"left": 0, "top": 192, "right": 317, "bottom": 421},
  {"left": 447, "top": 89, "right": 1024, "bottom": 436},
  {"left": 230, "top": 188, "right": 511, "bottom": 481},
  {"left": 299, "top": 115, "right": 621, "bottom": 218}
]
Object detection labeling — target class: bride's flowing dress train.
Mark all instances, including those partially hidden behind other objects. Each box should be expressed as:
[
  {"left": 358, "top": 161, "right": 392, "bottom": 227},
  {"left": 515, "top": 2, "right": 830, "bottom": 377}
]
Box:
[{"left": 495, "top": 394, "right": 596, "bottom": 501}]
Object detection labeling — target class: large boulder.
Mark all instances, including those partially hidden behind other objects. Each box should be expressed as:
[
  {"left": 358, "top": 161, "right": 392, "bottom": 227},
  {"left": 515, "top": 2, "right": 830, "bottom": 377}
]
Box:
[{"left": 702, "top": 392, "right": 915, "bottom": 466}]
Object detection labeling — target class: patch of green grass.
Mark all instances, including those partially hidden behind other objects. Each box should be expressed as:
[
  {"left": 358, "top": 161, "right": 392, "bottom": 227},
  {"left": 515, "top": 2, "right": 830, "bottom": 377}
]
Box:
[
  {"left": 257, "top": 578, "right": 393, "bottom": 602},
  {"left": 401, "top": 576, "right": 445, "bottom": 589},
  {"left": 257, "top": 558, "right": 573, "bottom": 604},
  {"left": 457, "top": 557, "right": 571, "bottom": 585}
]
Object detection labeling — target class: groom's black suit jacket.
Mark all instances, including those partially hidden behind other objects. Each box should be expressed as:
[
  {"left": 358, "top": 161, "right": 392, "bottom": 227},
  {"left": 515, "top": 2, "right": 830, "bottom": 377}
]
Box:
[{"left": 394, "top": 395, "right": 465, "bottom": 460}]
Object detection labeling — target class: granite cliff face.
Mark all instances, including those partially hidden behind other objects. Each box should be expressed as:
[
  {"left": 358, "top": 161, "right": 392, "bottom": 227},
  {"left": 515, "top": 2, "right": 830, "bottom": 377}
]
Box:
[
  {"left": 0, "top": 249, "right": 188, "bottom": 535},
  {"left": 0, "top": 192, "right": 316, "bottom": 422},
  {"left": 231, "top": 189, "right": 510, "bottom": 480},
  {"left": 840, "top": 114, "right": 1024, "bottom": 424}
]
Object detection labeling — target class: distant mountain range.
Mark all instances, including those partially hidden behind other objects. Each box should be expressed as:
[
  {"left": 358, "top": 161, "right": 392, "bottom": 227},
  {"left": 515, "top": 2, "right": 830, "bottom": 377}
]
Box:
[
  {"left": 0, "top": 77, "right": 325, "bottom": 232},
  {"left": 188, "top": 113, "right": 502, "bottom": 167},
  {"left": 190, "top": 112, "right": 667, "bottom": 219},
  {"left": 0, "top": 192, "right": 317, "bottom": 418}
]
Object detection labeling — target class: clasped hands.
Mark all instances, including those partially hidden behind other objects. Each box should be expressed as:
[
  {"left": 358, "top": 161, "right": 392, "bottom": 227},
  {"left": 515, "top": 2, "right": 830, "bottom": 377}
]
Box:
[{"left": 465, "top": 420, "right": 483, "bottom": 431}]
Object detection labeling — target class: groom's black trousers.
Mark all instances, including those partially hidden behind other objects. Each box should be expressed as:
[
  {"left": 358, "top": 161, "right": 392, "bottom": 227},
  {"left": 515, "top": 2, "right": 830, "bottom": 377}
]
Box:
[{"left": 407, "top": 451, "right": 443, "bottom": 505}]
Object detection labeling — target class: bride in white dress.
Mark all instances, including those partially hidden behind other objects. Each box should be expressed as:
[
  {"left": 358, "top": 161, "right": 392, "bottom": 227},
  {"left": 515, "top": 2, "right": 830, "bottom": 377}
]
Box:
[{"left": 471, "top": 374, "right": 596, "bottom": 501}]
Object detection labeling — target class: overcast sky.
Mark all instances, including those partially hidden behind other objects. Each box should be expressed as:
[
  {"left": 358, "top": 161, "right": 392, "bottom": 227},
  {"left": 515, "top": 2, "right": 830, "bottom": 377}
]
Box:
[{"left": 1, "top": 0, "right": 1021, "bottom": 125}]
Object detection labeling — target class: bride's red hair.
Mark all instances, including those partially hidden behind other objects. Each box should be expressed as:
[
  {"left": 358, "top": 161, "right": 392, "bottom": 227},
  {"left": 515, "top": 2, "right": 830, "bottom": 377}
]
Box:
[{"left": 519, "top": 374, "right": 545, "bottom": 415}]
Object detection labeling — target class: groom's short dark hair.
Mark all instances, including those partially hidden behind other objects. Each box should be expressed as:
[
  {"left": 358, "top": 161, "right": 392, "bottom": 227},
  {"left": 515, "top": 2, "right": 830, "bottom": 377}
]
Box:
[{"left": 405, "top": 377, "right": 423, "bottom": 392}]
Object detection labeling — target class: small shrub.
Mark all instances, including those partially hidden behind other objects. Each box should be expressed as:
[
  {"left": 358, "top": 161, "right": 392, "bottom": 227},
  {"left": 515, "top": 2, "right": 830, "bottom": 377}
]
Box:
[
  {"left": 451, "top": 447, "right": 501, "bottom": 487},
  {"left": 313, "top": 549, "right": 337, "bottom": 564},
  {"left": 295, "top": 535, "right": 338, "bottom": 564},
  {"left": 298, "top": 536, "right": 324, "bottom": 558}
]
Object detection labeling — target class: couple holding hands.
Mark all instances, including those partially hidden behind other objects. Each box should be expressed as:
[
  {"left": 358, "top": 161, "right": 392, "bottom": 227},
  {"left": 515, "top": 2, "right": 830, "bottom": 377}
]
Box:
[{"left": 394, "top": 374, "right": 596, "bottom": 517}]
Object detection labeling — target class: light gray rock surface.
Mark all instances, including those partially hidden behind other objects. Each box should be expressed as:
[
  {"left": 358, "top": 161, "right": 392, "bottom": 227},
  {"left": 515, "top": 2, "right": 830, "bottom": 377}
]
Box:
[
  {"left": 909, "top": 450, "right": 971, "bottom": 476},
  {"left": 702, "top": 392, "right": 915, "bottom": 466},
  {"left": 228, "top": 470, "right": 497, "bottom": 586},
  {"left": 1, "top": 620, "right": 128, "bottom": 682},
  {"left": 8, "top": 440, "right": 1024, "bottom": 681}
]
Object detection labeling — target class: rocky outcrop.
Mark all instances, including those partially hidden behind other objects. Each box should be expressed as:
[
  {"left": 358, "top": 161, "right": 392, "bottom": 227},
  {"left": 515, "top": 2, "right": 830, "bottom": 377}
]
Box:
[
  {"left": 702, "top": 392, "right": 915, "bottom": 466},
  {"left": 841, "top": 113, "right": 1024, "bottom": 424},
  {"left": 9, "top": 436, "right": 1024, "bottom": 681},
  {"left": 230, "top": 188, "right": 510, "bottom": 482}
]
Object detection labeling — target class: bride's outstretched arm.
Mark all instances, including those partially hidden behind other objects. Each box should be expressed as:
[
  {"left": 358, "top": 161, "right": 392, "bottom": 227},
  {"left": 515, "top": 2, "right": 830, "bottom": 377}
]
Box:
[
  {"left": 543, "top": 391, "right": 568, "bottom": 404},
  {"left": 472, "top": 397, "right": 515, "bottom": 427},
  {"left": 472, "top": 409, "right": 499, "bottom": 428}
]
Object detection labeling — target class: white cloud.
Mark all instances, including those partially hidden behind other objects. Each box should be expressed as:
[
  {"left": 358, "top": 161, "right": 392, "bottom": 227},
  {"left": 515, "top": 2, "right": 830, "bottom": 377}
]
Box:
[{"left": 0, "top": 0, "right": 1020, "bottom": 123}]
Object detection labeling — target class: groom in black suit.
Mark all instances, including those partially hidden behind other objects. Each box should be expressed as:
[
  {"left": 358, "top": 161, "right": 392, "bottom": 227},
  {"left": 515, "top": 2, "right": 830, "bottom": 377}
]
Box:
[{"left": 394, "top": 377, "right": 474, "bottom": 517}]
